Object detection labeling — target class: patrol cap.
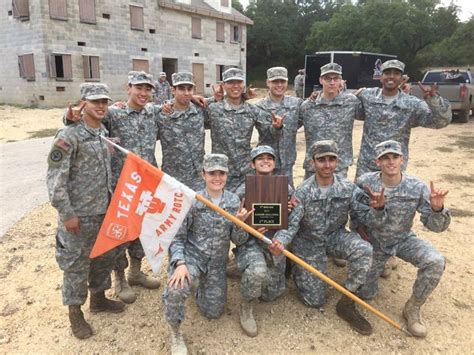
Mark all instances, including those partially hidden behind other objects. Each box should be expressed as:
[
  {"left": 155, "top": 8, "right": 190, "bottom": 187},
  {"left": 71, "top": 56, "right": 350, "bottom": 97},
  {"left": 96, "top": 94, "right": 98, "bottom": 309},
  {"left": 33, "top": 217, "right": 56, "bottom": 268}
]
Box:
[
  {"left": 203, "top": 153, "right": 229, "bottom": 172},
  {"left": 172, "top": 72, "right": 195, "bottom": 87},
  {"left": 298, "top": 69, "right": 305, "bottom": 74},
  {"left": 80, "top": 83, "right": 112, "bottom": 101},
  {"left": 250, "top": 145, "right": 276, "bottom": 161},
  {"left": 128, "top": 71, "right": 155, "bottom": 87},
  {"left": 267, "top": 67, "right": 288, "bottom": 81},
  {"left": 222, "top": 67, "right": 245, "bottom": 82},
  {"left": 381, "top": 59, "right": 405, "bottom": 73},
  {"left": 375, "top": 140, "right": 403, "bottom": 159},
  {"left": 320, "top": 63, "right": 342, "bottom": 76},
  {"left": 310, "top": 140, "right": 338, "bottom": 159},
  {"left": 159, "top": 72, "right": 166, "bottom": 77}
]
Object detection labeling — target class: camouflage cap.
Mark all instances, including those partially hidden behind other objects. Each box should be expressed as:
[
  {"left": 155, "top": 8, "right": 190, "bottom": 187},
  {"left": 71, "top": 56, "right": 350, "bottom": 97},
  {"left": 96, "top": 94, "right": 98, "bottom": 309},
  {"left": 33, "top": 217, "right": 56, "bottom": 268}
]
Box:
[
  {"left": 203, "top": 153, "right": 229, "bottom": 172},
  {"left": 159, "top": 72, "right": 166, "bottom": 76},
  {"left": 172, "top": 72, "right": 195, "bottom": 87},
  {"left": 320, "top": 63, "right": 342, "bottom": 76},
  {"left": 128, "top": 71, "right": 155, "bottom": 87},
  {"left": 381, "top": 59, "right": 405, "bottom": 73},
  {"left": 222, "top": 67, "right": 245, "bottom": 82},
  {"left": 250, "top": 145, "right": 276, "bottom": 161},
  {"left": 310, "top": 140, "right": 338, "bottom": 159},
  {"left": 80, "top": 83, "right": 112, "bottom": 101},
  {"left": 298, "top": 69, "right": 305, "bottom": 74},
  {"left": 375, "top": 140, "right": 403, "bottom": 159},
  {"left": 267, "top": 67, "right": 288, "bottom": 81}
]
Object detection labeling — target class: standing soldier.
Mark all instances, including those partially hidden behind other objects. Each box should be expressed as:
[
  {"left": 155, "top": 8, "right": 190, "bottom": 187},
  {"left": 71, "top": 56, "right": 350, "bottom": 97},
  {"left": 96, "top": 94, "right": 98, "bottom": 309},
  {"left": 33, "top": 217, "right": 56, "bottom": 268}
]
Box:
[
  {"left": 255, "top": 67, "right": 303, "bottom": 187},
  {"left": 300, "top": 63, "right": 361, "bottom": 180},
  {"left": 154, "top": 71, "right": 172, "bottom": 104},
  {"left": 162, "top": 154, "right": 250, "bottom": 354},
  {"left": 156, "top": 72, "right": 206, "bottom": 191},
  {"left": 355, "top": 140, "right": 450, "bottom": 337},
  {"left": 205, "top": 67, "right": 284, "bottom": 192},
  {"left": 271, "top": 140, "right": 386, "bottom": 335},
  {"left": 294, "top": 69, "right": 305, "bottom": 98},
  {"left": 47, "top": 83, "right": 125, "bottom": 339}
]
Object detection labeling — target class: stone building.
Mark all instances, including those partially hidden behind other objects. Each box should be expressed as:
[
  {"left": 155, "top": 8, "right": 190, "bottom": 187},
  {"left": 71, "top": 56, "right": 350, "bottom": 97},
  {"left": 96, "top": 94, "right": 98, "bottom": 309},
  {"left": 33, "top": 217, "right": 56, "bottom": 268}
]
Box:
[{"left": 0, "top": 0, "right": 252, "bottom": 107}]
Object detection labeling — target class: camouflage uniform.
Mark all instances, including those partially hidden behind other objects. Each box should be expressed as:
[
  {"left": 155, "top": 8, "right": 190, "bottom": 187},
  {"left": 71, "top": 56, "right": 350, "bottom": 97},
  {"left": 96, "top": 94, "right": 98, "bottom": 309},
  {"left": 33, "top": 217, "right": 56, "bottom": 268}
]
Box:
[
  {"left": 355, "top": 60, "right": 452, "bottom": 178},
  {"left": 255, "top": 67, "right": 303, "bottom": 187},
  {"left": 294, "top": 71, "right": 305, "bottom": 98},
  {"left": 355, "top": 165, "right": 450, "bottom": 301},
  {"left": 156, "top": 72, "right": 206, "bottom": 191},
  {"left": 163, "top": 154, "right": 248, "bottom": 326},
  {"left": 47, "top": 84, "right": 117, "bottom": 305},
  {"left": 154, "top": 73, "right": 172, "bottom": 104}
]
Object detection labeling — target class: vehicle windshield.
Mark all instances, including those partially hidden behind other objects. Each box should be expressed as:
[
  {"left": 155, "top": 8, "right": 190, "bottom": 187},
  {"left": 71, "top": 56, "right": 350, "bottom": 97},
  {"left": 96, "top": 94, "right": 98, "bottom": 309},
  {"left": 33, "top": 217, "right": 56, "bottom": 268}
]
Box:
[{"left": 424, "top": 70, "right": 470, "bottom": 83}]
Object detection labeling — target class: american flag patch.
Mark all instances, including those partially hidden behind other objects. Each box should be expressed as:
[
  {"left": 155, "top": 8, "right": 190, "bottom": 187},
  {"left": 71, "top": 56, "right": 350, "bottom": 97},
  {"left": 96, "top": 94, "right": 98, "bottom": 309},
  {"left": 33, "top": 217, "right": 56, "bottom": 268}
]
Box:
[{"left": 54, "top": 138, "right": 71, "bottom": 152}]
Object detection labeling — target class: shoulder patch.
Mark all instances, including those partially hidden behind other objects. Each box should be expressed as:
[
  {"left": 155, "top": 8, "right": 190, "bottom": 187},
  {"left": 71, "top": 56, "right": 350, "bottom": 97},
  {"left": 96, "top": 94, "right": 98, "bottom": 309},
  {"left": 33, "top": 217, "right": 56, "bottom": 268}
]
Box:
[{"left": 54, "top": 138, "right": 72, "bottom": 153}]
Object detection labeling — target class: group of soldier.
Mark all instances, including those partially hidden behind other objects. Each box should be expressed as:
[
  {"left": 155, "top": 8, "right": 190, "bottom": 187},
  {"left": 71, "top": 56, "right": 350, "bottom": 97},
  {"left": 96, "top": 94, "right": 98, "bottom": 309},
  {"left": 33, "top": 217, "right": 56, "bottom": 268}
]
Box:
[{"left": 46, "top": 58, "right": 453, "bottom": 353}]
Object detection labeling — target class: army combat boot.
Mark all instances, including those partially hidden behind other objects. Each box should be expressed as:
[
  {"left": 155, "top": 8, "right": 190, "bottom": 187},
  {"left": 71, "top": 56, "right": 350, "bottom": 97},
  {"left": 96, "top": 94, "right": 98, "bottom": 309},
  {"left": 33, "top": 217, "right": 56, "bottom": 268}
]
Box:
[
  {"left": 333, "top": 257, "right": 347, "bottom": 267},
  {"left": 68, "top": 305, "right": 93, "bottom": 339},
  {"left": 240, "top": 300, "right": 258, "bottom": 337},
  {"left": 403, "top": 295, "right": 427, "bottom": 337},
  {"left": 113, "top": 270, "right": 137, "bottom": 304},
  {"left": 89, "top": 291, "right": 125, "bottom": 313},
  {"left": 336, "top": 295, "right": 373, "bottom": 335},
  {"left": 128, "top": 257, "right": 161, "bottom": 289},
  {"left": 170, "top": 325, "right": 188, "bottom": 355}
]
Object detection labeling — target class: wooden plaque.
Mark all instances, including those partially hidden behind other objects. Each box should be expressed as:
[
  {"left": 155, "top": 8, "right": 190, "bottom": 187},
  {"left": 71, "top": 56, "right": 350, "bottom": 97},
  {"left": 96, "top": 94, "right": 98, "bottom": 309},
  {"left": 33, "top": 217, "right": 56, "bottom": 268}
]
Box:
[{"left": 244, "top": 175, "right": 288, "bottom": 229}]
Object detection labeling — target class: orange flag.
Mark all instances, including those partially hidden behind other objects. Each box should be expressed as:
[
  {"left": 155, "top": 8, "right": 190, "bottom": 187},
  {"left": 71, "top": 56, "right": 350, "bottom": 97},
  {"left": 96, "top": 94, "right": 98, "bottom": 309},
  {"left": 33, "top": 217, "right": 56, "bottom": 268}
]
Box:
[{"left": 90, "top": 153, "right": 195, "bottom": 272}]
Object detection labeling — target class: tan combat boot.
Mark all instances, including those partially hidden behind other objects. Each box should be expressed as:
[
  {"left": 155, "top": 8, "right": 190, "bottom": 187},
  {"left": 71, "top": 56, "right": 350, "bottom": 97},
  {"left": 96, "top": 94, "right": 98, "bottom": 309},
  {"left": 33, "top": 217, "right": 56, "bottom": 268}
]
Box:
[
  {"left": 240, "top": 300, "right": 258, "bottom": 337},
  {"left": 113, "top": 270, "right": 137, "bottom": 304},
  {"left": 333, "top": 257, "right": 347, "bottom": 267},
  {"left": 68, "top": 305, "right": 93, "bottom": 339},
  {"left": 89, "top": 291, "right": 125, "bottom": 313},
  {"left": 128, "top": 257, "right": 161, "bottom": 289},
  {"left": 381, "top": 257, "right": 398, "bottom": 278},
  {"left": 403, "top": 295, "right": 427, "bottom": 337},
  {"left": 336, "top": 295, "right": 373, "bottom": 335},
  {"left": 170, "top": 325, "right": 188, "bottom": 355}
]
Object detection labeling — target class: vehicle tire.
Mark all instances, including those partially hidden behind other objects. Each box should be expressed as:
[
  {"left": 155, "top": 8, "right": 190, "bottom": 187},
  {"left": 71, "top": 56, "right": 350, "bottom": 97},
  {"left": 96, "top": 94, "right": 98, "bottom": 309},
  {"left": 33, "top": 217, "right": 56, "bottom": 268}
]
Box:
[{"left": 456, "top": 110, "right": 469, "bottom": 123}]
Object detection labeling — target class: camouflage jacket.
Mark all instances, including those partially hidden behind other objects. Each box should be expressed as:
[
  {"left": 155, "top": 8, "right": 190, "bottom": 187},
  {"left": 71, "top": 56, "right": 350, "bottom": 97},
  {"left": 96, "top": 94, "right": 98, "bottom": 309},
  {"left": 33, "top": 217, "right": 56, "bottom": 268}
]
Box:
[
  {"left": 356, "top": 172, "right": 451, "bottom": 252},
  {"left": 154, "top": 79, "right": 172, "bottom": 104},
  {"left": 300, "top": 92, "right": 361, "bottom": 172},
  {"left": 47, "top": 121, "right": 112, "bottom": 220},
  {"left": 357, "top": 89, "right": 452, "bottom": 172}
]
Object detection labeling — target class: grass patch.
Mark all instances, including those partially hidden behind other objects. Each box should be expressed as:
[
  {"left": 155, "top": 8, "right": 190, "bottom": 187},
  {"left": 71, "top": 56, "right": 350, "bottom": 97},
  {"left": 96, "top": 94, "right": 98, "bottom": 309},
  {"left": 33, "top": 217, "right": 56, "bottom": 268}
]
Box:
[{"left": 28, "top": 128, "right": 58, "bottom": 139}]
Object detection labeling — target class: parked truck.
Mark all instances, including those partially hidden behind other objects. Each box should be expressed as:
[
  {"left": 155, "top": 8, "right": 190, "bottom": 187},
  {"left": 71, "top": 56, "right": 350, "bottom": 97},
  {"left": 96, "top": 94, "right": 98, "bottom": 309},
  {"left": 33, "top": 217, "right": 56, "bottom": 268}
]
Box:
[
  {"left": 411, "top": 69, "right": 474, "bottom": 123},
  {"left": 303, "top": 51, "right": 397, "bottom": 97}
]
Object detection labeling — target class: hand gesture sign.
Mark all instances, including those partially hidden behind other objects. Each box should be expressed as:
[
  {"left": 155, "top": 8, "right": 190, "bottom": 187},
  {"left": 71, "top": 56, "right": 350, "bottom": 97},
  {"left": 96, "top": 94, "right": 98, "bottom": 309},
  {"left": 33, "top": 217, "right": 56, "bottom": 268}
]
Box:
[
  {"left": 417, "top": 82, "right": 439, "bottom": 99},
  {"left": 211, "top": 83, "right": 224, "bottom": 102},
  {"left": 243, "top": 84, "right": 257, "bottom": 101},
  {"left": 162, "top": 102, "right": 174, "bottom": 115},
  {"left": 365, "top": 186, "right": 385, "bottom": 209},
  {"left": 236, "top": 198, "right": 254, "bottom": 222},
  {"left": 308, "top": 90, "right": 320, "bottom": 102},
  {"left": 271, "top": 112, "right": 285, "bottom": 129},
  {"left": 66, "top": 101, "right": 86, "bottom": 122},
  {"left": 430, "top": 181, "right": 448, "bottom": 212}
]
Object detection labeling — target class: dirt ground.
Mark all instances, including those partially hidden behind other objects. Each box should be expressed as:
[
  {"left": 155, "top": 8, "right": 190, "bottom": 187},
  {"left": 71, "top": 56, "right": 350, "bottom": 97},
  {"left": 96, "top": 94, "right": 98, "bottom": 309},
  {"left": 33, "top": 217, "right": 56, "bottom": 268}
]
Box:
[{"left": 0, "top": 101, "right": 473, "bottom": 354}]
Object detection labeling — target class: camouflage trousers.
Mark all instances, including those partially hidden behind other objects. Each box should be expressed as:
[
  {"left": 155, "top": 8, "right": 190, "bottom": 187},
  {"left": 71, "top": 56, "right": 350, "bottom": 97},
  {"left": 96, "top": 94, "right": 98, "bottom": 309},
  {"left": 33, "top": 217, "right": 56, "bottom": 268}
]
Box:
[
  {"left": 114, "top": 239, "right": 145, "bottom": 271},
  {"left": 55, "top": 215, "right": 119, "bottom": 306},
  {"left": 226, "top": 174, "right": 246, "bottom": 194},
  {"left": 292, "top": 230, "right": 372, "bottom": 307},
  {"left": 274, "top": 165, "right": 294, "bottom": 189},
  {"left": 304, "top": 166, "right": 349, "bottom": 180},
  {"left": 236, "top": 239, "right": 286, "bottom": 302},
  {"left": 162, "top": 256, "right": 227, "bottom": 327},
  {"left": 295, "top": 89, "right": 304, "bottom": 99},
  {"left": 355, "top": 159, "right": 378, "bottom": 180},
  {"left": 358, "top": 235, "right": 445, "bottom": 302}
]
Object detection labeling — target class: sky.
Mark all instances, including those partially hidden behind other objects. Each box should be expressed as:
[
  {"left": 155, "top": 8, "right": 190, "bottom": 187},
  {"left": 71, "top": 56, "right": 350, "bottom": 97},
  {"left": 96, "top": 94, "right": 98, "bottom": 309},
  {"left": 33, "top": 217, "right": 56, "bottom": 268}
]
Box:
[{"left": 238, "top": 0, "right": 473, "bottom": 22}]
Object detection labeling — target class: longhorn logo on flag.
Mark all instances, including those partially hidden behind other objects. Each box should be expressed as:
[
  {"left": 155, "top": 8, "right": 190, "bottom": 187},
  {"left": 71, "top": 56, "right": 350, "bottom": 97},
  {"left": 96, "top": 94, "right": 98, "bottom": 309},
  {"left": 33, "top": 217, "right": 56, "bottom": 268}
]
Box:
[{"left": 90, "top": 152, "right": 195, "bottom": 273}]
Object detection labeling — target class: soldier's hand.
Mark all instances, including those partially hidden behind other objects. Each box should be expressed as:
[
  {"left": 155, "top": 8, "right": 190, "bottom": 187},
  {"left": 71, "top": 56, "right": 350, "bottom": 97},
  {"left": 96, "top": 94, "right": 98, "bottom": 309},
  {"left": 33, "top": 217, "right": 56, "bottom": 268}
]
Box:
[
  {"left": 354, "top": 87, "right": 366, "bottom": 97},
  {"left": 288, "top": 195, "right": 298, "bottom": 213},
  {"left": 64, "top": 216, "right": 80, "bottom": 234},
  {"left": 308, "top": 90, "right": 320, "bottom": 102},
  {"left": 268, "top": 238, "right": 284, "bottom": 256},
  {"left": 365, "top": 186, "right": 385, "bottom": 209},
  {"left": 111, "top": 101, "right": 127, "bottom": 109},
  {"left": 417, "top": 82, "right": 439, "bottom": 99},
  {"left": 162, "top": 102, "right": 174, "bottom": 115},
  {"left": 191, "top": 95, "right": 207, "bottom": 108},
  {"left": 356, "top": 226, "right": 371, "bottom": 242},
  {"left": 66, "top": 101, "right": 85, "bottom": 122},
  {"left": 211, "top": 83, "right": 225, "bottom": 102},
  {"left": 271, "top": 112, "right": 284, "bottom": 128},
  {"left": 168, "top": 264, "right": 191, "bottom": 289},
  {"left": 243, "top": 84, "right": 257, "bottom": 101},
  {"left": 430, "top": 181, "right": 448, "bottom": 212},
  {"left": 236, "top": 198, "right": 254, "bottom": 221}
]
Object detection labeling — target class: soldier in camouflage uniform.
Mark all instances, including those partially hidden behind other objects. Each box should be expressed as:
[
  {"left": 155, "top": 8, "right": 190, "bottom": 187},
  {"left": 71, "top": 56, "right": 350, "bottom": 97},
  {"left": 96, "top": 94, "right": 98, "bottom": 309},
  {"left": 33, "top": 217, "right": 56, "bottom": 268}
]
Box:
[
  {"left": 162, "top": 154, "right": 250, "bottom": 354},
  {"left": 355, "top": 59, "right": 452, "bottom": 178},
  {"left": 47, "top": 83, "right": 125, "bottom": 339},
  {"left": 255, "top": 67, "right": 303, "bottom": 187},
  {"left": 204, "top": 67, "right": 284, "bottom": 193},
  {"left": 271, "top": 140, "right": 387, "bottom": 335},
  {"left": 233, "top": 145, "right": 294, "bottom": 337},
  {"left": 156, "top": 72, "right": 206, "bottom": 191},
  {"left": 294, "top": 69, "right": 305, "bottom": 98},
  {"left": 355, "top": 140, "right": 450, "bottom": 337},
  {"left": 154, "top": 71, "right": 172, "bottom": 104},
  {"left": 65, "top": 71, "right": 162, "bottom": 303},
  {"left": 301, "top": 63, "right": 361, "bottom": 179}
]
